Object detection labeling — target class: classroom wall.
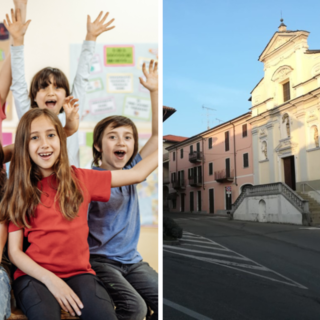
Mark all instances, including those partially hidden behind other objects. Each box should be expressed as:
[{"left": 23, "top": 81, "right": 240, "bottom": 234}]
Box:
[{"left": 1, "top": 0, "right": 159, "bottom": 271}]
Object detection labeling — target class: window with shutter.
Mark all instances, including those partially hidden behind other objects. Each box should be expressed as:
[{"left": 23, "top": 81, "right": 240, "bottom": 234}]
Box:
[
  {"left": 225, "top": 131, "right": 229, "bottom": 151},
  {"left": 243, "top": 153, "right": 249, "bottom": 168},
  {"left": 242, "top": 124, "right": 247, "bottom": 138}
]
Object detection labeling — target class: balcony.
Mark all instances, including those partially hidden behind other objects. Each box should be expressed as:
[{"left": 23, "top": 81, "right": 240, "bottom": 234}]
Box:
[
  {"left": 189, "top": 151, "right": 203, "bottom": 163},
  {"left": 172, "top": 179, "right": 186, "bottom": 190},
  {"left": 163, "top": 175, "right": 170, "bottom": 184},
  {"left": 189, "top": 175, "right": 202, "bottom": 187},
  {"left": 214, "top": 169, "right": 234, "bottom": 183},
  {"left": 163, "top": 152, "right": 169, "bottom": 162}
]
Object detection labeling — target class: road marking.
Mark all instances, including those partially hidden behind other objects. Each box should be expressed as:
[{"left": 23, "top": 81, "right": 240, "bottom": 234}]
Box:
[
  {"left": 182, "top": 235, "right": 203, "bottom": 239},
  {"left": 186, "top": 244, "right": 230, "bottom": 251},
  {"left": 181, "top": 239, "right": 218, "bottom": 245},
  {"left": 163, "top": 245, "right": 250, "bottom": 261},
  {"left": 163, "top": 298, "right": 213, "bottom": 320},
  {"left": 165, "top": 232, "right": 308, "bottom": 290},
  {"left": 299, "top": 227, "right": 320, "bottom": 230}
]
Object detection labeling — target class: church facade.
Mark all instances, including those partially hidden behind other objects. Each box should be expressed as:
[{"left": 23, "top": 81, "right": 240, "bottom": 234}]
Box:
[{"left": 249, "top": 20, "right": 320, "bottom": 198}]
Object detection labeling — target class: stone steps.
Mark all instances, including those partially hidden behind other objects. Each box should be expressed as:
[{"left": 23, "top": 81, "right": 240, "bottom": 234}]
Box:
[{"left": 297, "top": 192, "right": 320, "bottom": 225}]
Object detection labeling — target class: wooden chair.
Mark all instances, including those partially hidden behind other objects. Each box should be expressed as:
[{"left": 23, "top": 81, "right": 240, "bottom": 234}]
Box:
[{"left": 8, "top": 307, "right": 80, "bottom": 319}]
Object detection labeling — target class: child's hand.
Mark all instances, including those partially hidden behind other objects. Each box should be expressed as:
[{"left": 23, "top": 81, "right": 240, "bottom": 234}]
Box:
[
  {"left": 63, "top": 96, "right": 79, "bottom": 137},
  {"left": 139, "top": 60, "right": 158, "bottom": 93},
  {"left": 44, "top": 274, "right": 83, "bottom": 317},
  {"left": 3, "top": 8, "right": 31, "bottom": 46},
  {"left": 86, "top": 11, "right": 115, "bottom": 42}
]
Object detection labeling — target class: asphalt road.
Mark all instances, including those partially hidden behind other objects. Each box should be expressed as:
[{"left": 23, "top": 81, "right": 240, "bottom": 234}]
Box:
[{"left": 163, "top": 212, "right": 320, "bottom": 320}]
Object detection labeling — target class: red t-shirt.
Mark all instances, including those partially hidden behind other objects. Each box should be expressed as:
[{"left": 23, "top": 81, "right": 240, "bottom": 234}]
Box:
[{"left": 9, "top": 166, "right": 111, "bottom": 280}]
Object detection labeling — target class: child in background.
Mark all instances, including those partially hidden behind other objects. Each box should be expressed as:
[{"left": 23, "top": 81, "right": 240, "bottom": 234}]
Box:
[
  {"left": 0, "top": 147, "right": 10, "bottom": 320},
  {"left": 0, "top": 1, "right": 28, "bottom": 319},
  {"left": 0, "top": 108, "right": 158, "bottom": 320},
  {"left": 5, "top": 7, "right": 115, "bottom": 166},
  {"left": 88, "top": 60, "right": 158, "bottom": 320}
]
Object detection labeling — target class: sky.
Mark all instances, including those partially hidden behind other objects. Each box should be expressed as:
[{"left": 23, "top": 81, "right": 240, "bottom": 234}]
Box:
[{"left": 163, "top": 0, "right": 320, "bottom": 138}]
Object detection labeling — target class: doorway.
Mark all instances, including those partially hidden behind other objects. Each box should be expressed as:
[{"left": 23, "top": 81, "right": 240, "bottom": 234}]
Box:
[
  {"left": 209, "top": 189, "right": 214, "bottom": 214},
  {"left": 190, "top": 192, "right": 194, "bottom": 212},
  {"left": 181, "top": 194, "right": 185, "bottom": 212},
  {"left": 282, "top": 156, "right": 296, "bottom": 190},
  {"left": 225, "top": 187, "right": 232, "bottom": 210}
]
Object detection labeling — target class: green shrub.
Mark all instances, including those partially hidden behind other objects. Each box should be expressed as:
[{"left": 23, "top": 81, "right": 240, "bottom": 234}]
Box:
[{"left": 163, "top": 216, "right": 183, "bottom": 239}]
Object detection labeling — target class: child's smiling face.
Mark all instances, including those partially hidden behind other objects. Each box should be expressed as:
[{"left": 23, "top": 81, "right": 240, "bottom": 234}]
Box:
[
  {"left": 95, "top": 123, "right": 135, "bottom": 171},
  {"left": 29, "top": 115, "right": 61, "bottom": 178},
  {"left": 34, "top": 75, "right": 66, "bottom": 115}
]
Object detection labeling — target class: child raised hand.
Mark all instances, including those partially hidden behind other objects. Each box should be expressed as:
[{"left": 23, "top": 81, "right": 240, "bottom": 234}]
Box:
[
  {"left": 86, "top": 11, "right": 115, "bottom": 42},
  {"left": 62, "top": 96, "right": 79, "bottom": 137},
  {"left": 139, "top": 60, "right": 158, "bottom": 93},
  {"left": 3, "top": 8, "right": 31, "bottom": 46},
  {"left": 138, "top": 60, "right": 159, "bottom": 159}
]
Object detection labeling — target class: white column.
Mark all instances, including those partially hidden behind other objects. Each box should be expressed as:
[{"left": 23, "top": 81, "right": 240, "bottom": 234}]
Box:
[
  {"left": 252, "top": 127, "right": 259, "bottom": 185},
  {"left": 266, "top": 121, "right": 275, "bottom": 183}
]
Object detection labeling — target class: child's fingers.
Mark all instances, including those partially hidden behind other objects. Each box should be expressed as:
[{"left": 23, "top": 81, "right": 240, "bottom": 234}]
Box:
[
  {"left": 64, "top": 96, "right": 73, "bottom": 103},
  {"left": 139, "top": 77, "right": 147, "bottom": 87},
  {"left": 93, "top": 11, "right": 103, "bottom": 24},
  {"left": 3, "top": 20, "right": 9, "bottom": 30},
  {"left": 101, "top": 12, "right": 109, "bottom": 24},
  {"left": 24, "top": 19, "right": 31, "bottom": 31},
  {"left": 87, "top": 15, "right": 91, "bottom": 25},
  {"left": 149, "top": 60, "right": 154, "bottom": 74},
  {"left": 61, "top": 298, "right": 77, "bottom": 317},
  {"left": 70, "top": 99, "right": 79, "bottom": 106},
  {"left": 5, "top": 14, "right": 12, "bottom": 26},
  {"left": 154, "top": 61, "right": 158, "bottom": 73},
  {"left": 56, "top": 298, "right": 69, "bottom": 314},
  {"left": 104, "top": 26, "right": 115, "bottom": 32},
  {"left": 11, "top": 9, "right": 15, "bottom": 23},
  {"left": 142, "top": 62, "right": 148, "bottom": 78},
  {"left": 103, "top": 18, "right": 115, "bottom": 28},
  {"left": 70, "top": 293, "right": 83, "bottom": 315}
]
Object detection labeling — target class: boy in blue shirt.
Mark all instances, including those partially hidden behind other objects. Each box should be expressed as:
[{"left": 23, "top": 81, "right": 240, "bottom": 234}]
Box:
[{"left": 88, "top": 60, "right": 158, "bottom": 320}]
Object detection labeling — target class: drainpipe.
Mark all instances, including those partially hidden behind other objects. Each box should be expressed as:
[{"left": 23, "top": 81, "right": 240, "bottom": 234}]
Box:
[
  {"left": 230, "top": 122, "right": 237, "bottom": 186},
  {"left": 202, "top": 138, "right": 205, "bottom": 190}
]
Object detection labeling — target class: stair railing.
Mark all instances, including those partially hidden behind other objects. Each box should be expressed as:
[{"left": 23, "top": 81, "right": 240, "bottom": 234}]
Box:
[{"left": 232, "top": 182, "right": 309, "bottom": 214}]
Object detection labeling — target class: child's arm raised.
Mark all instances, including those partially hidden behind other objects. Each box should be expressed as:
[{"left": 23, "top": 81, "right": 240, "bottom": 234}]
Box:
[
  {"left": 4, "top": 8, "right": 31, "bottom": 119},
  {"left": 62, "top": 96, "right": 79, "bottom": 137},
  {"left": 111, "top": 149, "right": 158, "bottom": 187},
  {"left": 8, "top": 230, "right": 83, "bottom": 317},
  {"left": 0, "top": 1, "right": 28, "bottom": 107},
  {"left": 139, "top": 60, "right": 158, "bottom": 159},
  {"left": 69, "top": 11, "right": 115, "bottom": 129}
]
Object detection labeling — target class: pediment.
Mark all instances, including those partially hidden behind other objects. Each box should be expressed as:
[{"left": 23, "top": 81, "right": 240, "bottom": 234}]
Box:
[
  {"left": 271, "top": 65, "right": 293, "bottom": 82},
  {"left": 259, "top": 31, "right": 309, "bottom": 62},
  {"left": 275, "top": 139, "right": 298, "bottom": 156}
]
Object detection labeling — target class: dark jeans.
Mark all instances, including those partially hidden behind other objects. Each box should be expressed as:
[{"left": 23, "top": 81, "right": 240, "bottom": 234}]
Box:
[
  {"left": 13, "top": 273, "right": 117, "bottom": 320},
  {"left": 90, "top": 255, "right": 158, "bottom": 320}
]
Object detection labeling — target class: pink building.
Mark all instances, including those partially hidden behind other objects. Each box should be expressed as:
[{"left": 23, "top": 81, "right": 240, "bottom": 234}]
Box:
[{"left": 167, "top": 112, "right": 253, "bottom": 213}]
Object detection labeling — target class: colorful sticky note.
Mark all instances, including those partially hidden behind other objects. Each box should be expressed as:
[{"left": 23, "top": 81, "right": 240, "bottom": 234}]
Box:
[
  {"left": 2, "top": 132, "right": 12, "bottom": 146},
  {"left": 104, "top": 45, "right": 135, "bottom": 66},
  {"left": 86, "top": 132, "right": 93, "bottom": 147}
]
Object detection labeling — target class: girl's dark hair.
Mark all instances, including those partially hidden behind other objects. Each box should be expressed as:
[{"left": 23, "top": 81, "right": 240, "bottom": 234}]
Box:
[
  {"left": 29, "top": 67, "right": 70, "bottom": 113},
  {"left": 92, "top": 116, "right": 139, "bottom": 167},
  {"left": 0, "top": 108, "right": 84, "bottom": 227}
]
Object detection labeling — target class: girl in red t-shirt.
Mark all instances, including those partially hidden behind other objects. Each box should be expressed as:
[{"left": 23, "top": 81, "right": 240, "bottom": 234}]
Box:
[{"left": 0, "top": 108, "right": 157, "bottom": 320}]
